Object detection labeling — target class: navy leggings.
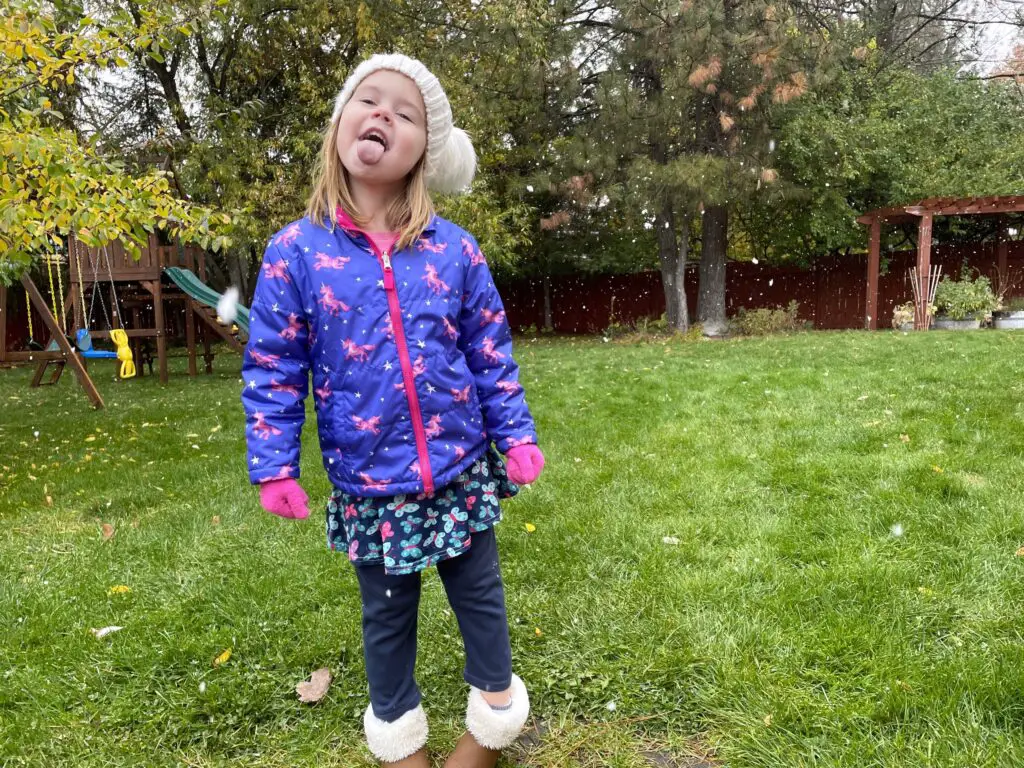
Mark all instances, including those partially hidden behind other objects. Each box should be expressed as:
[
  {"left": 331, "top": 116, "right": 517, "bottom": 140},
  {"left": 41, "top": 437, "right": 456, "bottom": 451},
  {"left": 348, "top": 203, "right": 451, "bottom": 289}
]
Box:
[{"left": 353, "top": 527, "right": 513, "bottom": 722}]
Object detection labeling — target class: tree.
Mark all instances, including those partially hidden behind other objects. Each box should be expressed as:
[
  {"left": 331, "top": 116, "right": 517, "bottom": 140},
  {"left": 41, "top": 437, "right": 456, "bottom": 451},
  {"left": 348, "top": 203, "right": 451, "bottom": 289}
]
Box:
[
  {"left": 0, "top": 0, "right": 230, "bottom": 285},
  {"left": 73, "top": 0, "right": 543, "bottom": 297},
  {"left": 559, "top": 1, "right": 820, "bottom": 333},
  {"left": 741, "top": 61, "right": 1024, "bottom": 262}
]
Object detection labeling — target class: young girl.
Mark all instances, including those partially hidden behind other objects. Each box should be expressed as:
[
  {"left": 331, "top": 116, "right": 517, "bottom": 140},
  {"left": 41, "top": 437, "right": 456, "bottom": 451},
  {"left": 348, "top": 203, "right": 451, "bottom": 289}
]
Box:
[{"left": 241, "top": 54, "right": 545, "bottom": 768}]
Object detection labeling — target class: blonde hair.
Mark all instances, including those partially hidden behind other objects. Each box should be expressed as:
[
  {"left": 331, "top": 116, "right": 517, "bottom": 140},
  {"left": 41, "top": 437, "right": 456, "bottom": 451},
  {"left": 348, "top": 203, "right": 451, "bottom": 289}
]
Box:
[{"left": 305, "top": 118, "right": 435, "bottom": 251}]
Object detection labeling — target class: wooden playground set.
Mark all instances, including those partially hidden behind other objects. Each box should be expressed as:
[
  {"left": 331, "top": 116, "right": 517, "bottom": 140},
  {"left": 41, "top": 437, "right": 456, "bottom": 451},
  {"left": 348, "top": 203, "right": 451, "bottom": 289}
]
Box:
[{"left": 0, "top": 231, "right": 249, "bottom": 409}]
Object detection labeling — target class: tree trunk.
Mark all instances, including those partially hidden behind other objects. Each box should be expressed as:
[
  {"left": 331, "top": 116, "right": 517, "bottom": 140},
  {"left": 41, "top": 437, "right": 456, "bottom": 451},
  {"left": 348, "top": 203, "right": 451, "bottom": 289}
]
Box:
[
  {"left": 697, "top": 205, "right": 728, "bottom": 336},
  {"left": 655, "top": 198, "right": 689, "bottom": 332},
  {"left": 228, "top": 251, "right": 244, "bottom": 298},
  {"left": 676, "top": 218, "right": 690, "bottom": 330}
]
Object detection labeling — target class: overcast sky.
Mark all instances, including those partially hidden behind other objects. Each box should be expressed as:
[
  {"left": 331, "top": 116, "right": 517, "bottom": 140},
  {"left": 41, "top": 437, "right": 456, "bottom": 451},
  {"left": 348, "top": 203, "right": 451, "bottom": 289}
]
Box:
[{"left": 970, "top": 0, "right": 1023, "bottom": 71}]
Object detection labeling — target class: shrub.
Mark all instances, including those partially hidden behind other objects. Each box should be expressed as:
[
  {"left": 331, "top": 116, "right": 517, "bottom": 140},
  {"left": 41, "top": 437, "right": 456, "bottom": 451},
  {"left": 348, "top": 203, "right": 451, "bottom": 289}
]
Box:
[
  {"left": 730, "top": 300, "right": 805, "bottom": 335},
  {"left": 933, "top": 274, "right": 998, "bottom": 320}
]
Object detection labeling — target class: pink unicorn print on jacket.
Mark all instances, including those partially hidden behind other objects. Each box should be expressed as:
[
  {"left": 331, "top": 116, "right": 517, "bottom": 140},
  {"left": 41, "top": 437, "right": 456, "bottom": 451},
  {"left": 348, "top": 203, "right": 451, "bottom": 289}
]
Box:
[
  {"left": 314, "top": 381, "right": 332, "bottom": 404},
  {"left": 461, "top": 236, "right": 487, "bottom": 266},
  {"left": 319, "top": 285, "right": 350, "bottom": 316},
  {"left": 270, "top": 378, "right": 302, "bottom": 398},
  {"left": 416, "top": 238, "right": 447, "bottom": 254},
  {"left": 424, "top": 414, "right": 443, "bottom": 439},
  {"left": 342, "top": 339, "right": 375, "bottom": 362},
  {"left": 279, "top": 313, "right": 304, "bottom": 341},
  {"left": 479, "top": 307, "right": 506, "bottom": 326},
  {"left": 480, "top": 336, "right": 506, "bottom": 364},
  {"left": 273, "top": 222, "right": 301, "bottom": 246},
  {"left": 262, "top": 261, "right": 291, "bottom": 282},
  {"left": 248, "top": 349, "right": 280, "bottom": 369},
  {"left": 422, "top": 263, "right": 450, "bottom": 295},
  {"left": 314, "top": 251, "right": 351, "bottom": 270},
  {"left": 252, "top": 411, "right": 283, "bottom": 439},
  {"left": 353, "top": 415, "right": 383, "bottom": 435}
]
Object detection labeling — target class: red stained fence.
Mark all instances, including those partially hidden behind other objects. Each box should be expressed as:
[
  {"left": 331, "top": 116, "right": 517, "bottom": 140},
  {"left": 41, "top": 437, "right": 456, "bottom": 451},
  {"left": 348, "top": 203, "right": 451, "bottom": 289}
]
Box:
[
  {"left": 498, "top": 241, "right": 1024, "bottom": 333},
  {"left": 6, "top": 242, "right": 1023, "bottom": 352}
]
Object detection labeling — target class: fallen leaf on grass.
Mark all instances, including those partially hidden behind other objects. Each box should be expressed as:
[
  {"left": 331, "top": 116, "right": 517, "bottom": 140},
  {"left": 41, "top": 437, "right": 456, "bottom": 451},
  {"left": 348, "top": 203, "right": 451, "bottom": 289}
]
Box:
[
  {"left": 213, "top": 647, "right": 232, "bottom": 667},
  {"left": 662, "top": 536, "right": 680, "bottom": 545},
  {"left": 107, "top": 585, "right": 131, "bottom": 596},
  {"left": 296, "top": 667, "right": 332, "bottom": 703},
  {"left": 524, "top": 523, "right": 536, "bottom": 533},
  {"left": 1015, "top": 546, "right": 1024, "bottom": 557},
  {"left": 763, "top": 714, "right": 773, "bottom": 726},
  {"left": 90, "top": 626, "right": 123, "bottom": 639},
  {"left": 932, "top": 465, "right": 944, "bottom": 474},
  {"left": 534, "top": 627, "right": 543, "bottom": 637},
  {"left": 900, "top": 434, "right": 910, "bottom": 443},
  {"left": 211, "top": 515, "right": 221, "bottom": 526},
  {"left": 101, "top": 523, "right": 114, "bottom": 541}
]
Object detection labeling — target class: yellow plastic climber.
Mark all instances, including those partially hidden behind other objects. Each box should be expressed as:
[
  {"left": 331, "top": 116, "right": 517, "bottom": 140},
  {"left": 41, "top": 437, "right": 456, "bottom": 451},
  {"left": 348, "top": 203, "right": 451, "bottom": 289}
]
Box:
[{"left": 110, "top": 329, "right": 136, "bottom": 379}]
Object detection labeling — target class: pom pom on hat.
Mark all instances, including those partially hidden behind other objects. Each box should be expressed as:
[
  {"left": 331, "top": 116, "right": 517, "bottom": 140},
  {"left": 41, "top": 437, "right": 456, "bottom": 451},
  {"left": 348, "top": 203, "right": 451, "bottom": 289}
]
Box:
[{"left": 331, "top": 53, "right": 475, "bottom": 193}]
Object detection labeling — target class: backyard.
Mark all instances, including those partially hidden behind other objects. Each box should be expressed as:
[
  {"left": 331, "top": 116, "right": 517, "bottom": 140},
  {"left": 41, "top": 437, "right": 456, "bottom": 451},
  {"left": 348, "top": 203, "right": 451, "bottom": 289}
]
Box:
[{"left": 3, "top": 330, "right": 1024, "bottom": 767}]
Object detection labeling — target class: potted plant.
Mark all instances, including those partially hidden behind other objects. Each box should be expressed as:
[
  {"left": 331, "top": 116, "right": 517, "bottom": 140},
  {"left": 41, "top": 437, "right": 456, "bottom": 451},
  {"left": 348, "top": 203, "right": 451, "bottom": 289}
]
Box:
[
  {"left": 932, "top": 273, "right": 998, "bottom": 330},
  {"left": 891, "top": 301, "right": 919, "bottom": 331},
  {"left": 993, "top": 296, "right": 1024, "bottom": 330}
]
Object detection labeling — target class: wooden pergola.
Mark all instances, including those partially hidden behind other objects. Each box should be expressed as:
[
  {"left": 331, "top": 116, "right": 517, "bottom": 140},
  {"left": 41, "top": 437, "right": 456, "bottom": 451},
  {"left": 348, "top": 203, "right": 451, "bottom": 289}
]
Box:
[{"left": 858, "top": 195, "right": 1024, "bottom": 330}]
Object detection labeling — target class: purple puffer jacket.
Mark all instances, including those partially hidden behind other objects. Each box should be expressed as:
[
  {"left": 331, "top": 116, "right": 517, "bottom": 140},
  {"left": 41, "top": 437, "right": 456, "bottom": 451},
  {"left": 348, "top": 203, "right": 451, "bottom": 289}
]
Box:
[{"left": 241, "top": 209, "right": 537, "bottom": 497}]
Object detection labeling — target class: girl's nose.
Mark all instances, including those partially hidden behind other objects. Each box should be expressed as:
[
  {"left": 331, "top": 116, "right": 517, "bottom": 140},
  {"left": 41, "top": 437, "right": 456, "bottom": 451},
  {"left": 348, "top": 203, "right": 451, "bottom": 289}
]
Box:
[{"left": 371, "top": 107, "right": 392, "bottom": 123}]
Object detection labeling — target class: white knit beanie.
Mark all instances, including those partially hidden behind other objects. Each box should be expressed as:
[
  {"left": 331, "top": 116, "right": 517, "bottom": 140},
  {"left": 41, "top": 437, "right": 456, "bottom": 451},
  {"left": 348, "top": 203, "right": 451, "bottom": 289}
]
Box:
[{"left": 331, "top": 53, "right": 476, "bottom": 194}]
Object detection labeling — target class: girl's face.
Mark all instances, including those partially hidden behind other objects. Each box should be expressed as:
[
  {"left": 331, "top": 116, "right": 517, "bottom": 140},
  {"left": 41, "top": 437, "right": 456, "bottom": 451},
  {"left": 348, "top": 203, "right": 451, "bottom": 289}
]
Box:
[{"left": 336, "top": 70, "right": 427, "bottom": 190}]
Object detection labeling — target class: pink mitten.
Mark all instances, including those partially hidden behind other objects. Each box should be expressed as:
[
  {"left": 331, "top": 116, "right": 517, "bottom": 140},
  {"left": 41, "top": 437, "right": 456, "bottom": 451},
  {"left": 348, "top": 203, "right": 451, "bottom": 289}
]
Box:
[
  {"left": 259, "top": 478, "right": 310, "bottom": 519},
  {"left": 505, "top": 444, "right": 545, "bottom": 485}
]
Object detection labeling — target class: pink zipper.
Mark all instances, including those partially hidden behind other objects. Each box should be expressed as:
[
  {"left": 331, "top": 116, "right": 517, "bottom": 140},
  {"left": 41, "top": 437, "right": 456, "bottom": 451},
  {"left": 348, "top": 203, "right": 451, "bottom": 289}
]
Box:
[{"left": 373, "top": 245, "right": 435, "bottom": 495}]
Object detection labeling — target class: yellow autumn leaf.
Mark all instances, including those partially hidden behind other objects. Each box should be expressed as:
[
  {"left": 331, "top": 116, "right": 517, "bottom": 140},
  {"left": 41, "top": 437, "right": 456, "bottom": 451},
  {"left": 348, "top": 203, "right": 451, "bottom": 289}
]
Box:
[
  {"left": 932, "top": 465, "right": 944, "bottom": 474},
  {"left": 213, "top": 647, "right": 232, "bottom": 667},
  {"left": 534, "top": 627, "right": 543, "bottom": 637},
  {"left": 107, "top": 585, "right": 131, "bottom": 596},
  {"left": 524, "top": 523, "right": 536, "bottom": 533}
]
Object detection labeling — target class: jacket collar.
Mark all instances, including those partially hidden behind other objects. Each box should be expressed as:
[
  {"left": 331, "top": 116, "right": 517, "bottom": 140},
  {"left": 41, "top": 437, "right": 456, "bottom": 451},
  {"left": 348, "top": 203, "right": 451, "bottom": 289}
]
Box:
[{"left": 334, "top": 206, "right": 437, "bottom": 239}]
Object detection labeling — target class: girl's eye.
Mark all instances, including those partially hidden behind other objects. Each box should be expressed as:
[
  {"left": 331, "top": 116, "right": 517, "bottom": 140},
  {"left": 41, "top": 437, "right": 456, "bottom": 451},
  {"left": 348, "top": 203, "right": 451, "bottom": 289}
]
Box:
[
  {"left": 399, "top": 113, "right": 413, "bottom": 123},
  {"left": 360, "top": 98, "right": 375, "bottom": 105}
]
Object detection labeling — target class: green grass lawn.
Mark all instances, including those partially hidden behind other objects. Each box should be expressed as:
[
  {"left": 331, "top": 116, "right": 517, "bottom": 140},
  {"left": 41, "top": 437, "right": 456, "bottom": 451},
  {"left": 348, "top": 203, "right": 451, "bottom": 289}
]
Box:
[{"left": 3, "top": 330, "right": 1024, "bottom": 767}]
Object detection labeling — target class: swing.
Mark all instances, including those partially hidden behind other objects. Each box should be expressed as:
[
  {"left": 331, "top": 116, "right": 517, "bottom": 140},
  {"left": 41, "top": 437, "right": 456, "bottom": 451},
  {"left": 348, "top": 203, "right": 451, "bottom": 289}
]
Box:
[{"left": 71, "top": 238, "right": 136, "bottom": 379}]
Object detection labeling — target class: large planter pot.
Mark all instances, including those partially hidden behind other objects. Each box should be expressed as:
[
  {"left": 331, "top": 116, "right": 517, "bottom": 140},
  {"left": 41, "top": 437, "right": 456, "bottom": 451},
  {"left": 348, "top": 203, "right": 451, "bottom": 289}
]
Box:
[
  {"left": 993, "top": 310, "right": 1024, "bottom": 330},
  {"left": 933, "top": 315, "right": 982, "bottom": 330}
]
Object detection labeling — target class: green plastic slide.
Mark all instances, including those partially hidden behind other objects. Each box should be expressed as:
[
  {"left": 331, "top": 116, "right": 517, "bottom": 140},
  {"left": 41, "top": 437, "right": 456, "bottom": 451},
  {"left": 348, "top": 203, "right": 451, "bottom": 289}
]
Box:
[{"left": 164, "top": 267, "right": 250, "bottom": 334}]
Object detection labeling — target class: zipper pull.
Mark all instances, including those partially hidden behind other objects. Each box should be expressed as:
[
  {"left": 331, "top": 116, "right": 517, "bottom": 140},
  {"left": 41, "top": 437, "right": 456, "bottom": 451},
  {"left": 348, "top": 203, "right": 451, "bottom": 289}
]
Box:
[{"left": 381, "top": 250, "right": 395, "bottom": 290}]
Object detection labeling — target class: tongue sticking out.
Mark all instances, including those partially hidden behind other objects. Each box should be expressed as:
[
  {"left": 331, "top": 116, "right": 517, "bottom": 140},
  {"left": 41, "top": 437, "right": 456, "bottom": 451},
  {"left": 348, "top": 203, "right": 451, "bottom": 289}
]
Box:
[{"left": 357, "top": 138, "right": 386, "bottom": 165}]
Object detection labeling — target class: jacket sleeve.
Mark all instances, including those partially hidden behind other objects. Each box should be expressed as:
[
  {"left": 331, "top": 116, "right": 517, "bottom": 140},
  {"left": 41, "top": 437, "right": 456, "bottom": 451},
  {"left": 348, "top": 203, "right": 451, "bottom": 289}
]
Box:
[
  {"left": 457, "top": 235, "right": 538, "bottom": 452},
  {"left": 240, "top": 242, "right": 311, "bottom": 484}
]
